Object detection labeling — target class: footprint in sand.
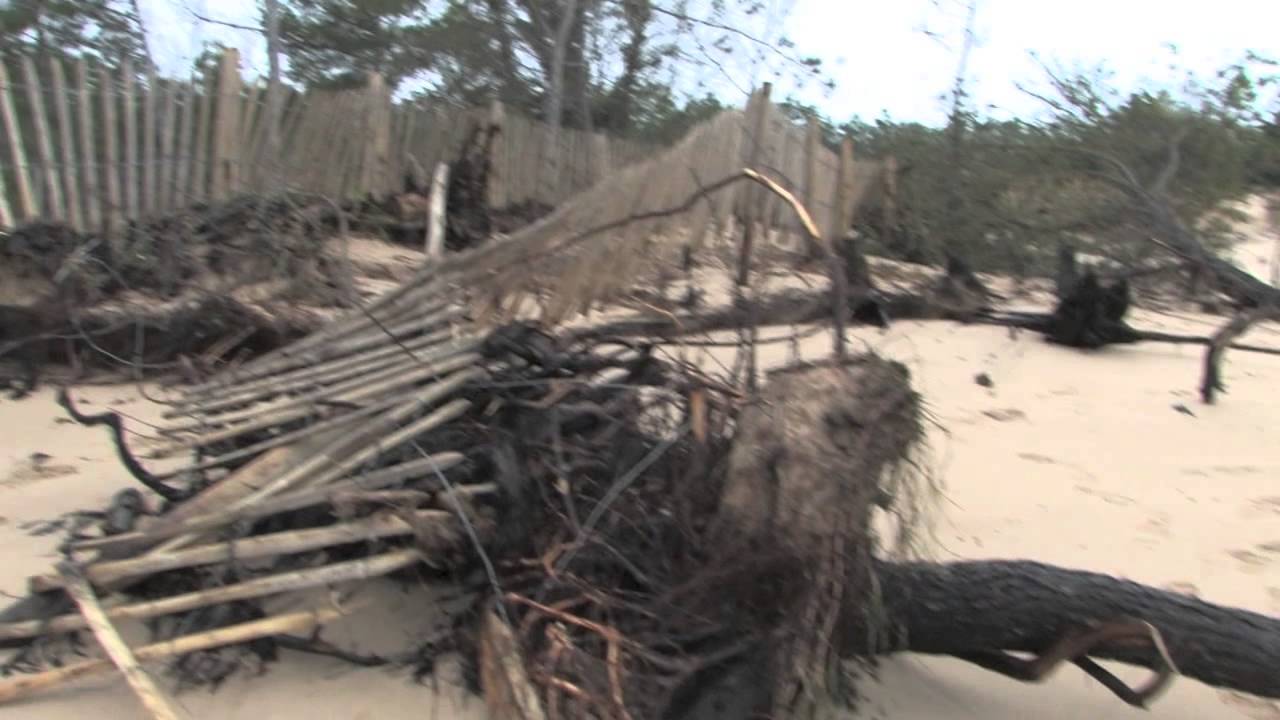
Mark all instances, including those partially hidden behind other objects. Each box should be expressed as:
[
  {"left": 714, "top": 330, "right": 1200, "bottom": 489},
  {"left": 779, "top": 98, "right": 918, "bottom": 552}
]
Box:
[
  {"left": 1140, "top": 513, "right": 1172, "bottom": 538},
  {"left": 982, "top": 408, "right": 1026, "bottom": 422},
  {"left": 1, "top": 454, "right": 79, "bottom": 488},
  {"left": 1228, "top": 549, "right": 1272, "bottom": 574},
  {"left": 1252, "top": 497, "right": 1280, "bottom": 516},
  {"left": 1074, "top": 485, "right": 1135, "bottom": 506},
  {"left": 1212, "top": 465, "right": 1263, "bottom": 476},
  {"left": 1219, "top": 690, "right": 1280, "bottom": 720}
]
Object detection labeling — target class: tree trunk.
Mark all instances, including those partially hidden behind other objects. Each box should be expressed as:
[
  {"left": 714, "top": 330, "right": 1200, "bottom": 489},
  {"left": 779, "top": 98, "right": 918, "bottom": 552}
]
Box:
[{"left": 851, "top": 558, "right": 1280, "bottom": 701}]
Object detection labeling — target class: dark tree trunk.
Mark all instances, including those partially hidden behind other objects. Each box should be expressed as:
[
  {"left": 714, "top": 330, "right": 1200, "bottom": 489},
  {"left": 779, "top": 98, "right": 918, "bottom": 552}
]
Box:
[{"left": 847, "top": 559, "right": 1280, "bottom": 700}]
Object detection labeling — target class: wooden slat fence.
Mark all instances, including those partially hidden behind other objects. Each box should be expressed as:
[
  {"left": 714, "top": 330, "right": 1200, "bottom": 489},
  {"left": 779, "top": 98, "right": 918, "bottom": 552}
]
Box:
[{"left": 0, "top": 49, "right": 658, "bottom": 232}]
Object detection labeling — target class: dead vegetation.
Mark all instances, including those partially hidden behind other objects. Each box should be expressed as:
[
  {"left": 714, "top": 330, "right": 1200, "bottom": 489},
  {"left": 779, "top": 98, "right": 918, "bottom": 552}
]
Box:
[{"left": 1, "top": 86, "right": 1279, "bottom": 720}]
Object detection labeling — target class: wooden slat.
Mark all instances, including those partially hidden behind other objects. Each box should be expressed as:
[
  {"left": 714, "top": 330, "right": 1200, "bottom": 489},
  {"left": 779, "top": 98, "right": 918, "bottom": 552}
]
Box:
[
  {"left": 190, "top": 69, "right": 215, "bottom": 200},
  {"left": 78, "top": 59, "right": 101, "bottom": 230},
  {"left": 143, "top": 67, "right": 157, "bottom": 213},
  {"left": 360, "top": 73, "right": 391, "bottom": 196},
  {"left": 276, "top": 90, "right": 311, "bottom": 183},
  {"left": 20, "top": 56, "right": 63, "bottom": 220},
  {"left": 0, "top": 60, "right": 38, "bottom": 219},
  {"left": 246, "top": 85, "right": 276, "bottom": 191},
  {"left": 238, "top": 82, "right": 262, "bottom": 191},
  {"left": 211, "top": 49, "right": 241, "bottom": 200},
  {"left": 122, "top": 59, "right": 138, "bottom": 219},
  {"left": 49, "top": 56, "right": 84, "bottom": 230},
  {"left": 173, "top": 78, "right": 195, "bottom": 208},
  {"left": 159, "top": 79, "right": 178, "bottom": 210},
  {"left": 304, "top": 90, "right": 340, "bottom": 195},
  {"left": 100, "top": 64, "right": 122, "bottom": 228}
]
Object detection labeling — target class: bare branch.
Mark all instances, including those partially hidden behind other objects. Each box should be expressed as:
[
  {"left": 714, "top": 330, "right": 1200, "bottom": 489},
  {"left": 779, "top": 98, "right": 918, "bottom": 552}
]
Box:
[{"left": 187, "top": 9, "right": 265, "bottom": 34}]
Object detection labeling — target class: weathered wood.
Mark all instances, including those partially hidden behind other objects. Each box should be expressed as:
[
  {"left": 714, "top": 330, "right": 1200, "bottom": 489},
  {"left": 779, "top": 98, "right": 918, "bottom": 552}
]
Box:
[
  {"left": 158, "top": 79, "right": 178, "bottom": 210},
  {"left": 57, "top": 563, "right": 186, "bottom": 720},
  {"left": 0, "top": 604, "right": 354, "bottom": 705},
  {"left": 21, "top": 57, "right": 64, "bottom": 221},
  {"left": 122, "top": 59, "right": 139, "bottom": 219},
  {"left": 170, "top": 324, "right": 470, "bottom": 417},
  {"left": 362, "top": 73, "right": 392, "bottom": 196},
  {"left": 211, "top": 49, "right": 241, "bottom": 200},
  {"left": 100, "top": 64, "right": 123, "bottom": 227},
  {"left": 143, "top": 67, "right": 157, "bottom": 213},
  {"left": 238, "top": 82, "right": 263, "bottom": 190},
  {"left": 77, "top": 59, "right": 102, "bottom": 230},
  {"left": 190, "top": 69, "right": 214, "bottom": 200},
  {"left": 1, "top": 551, "right": 420, "bottom": 643},
  {"left": 159, "top": 346, "right": 479, "bottom": 443},
  {"left": 70, "top": 454, "right": 470, "bottom": 557},
  {"left": 0, "top": 61, "right": 37, "bottom": 219},
  {"left": 801, "top": 117, "right": 822, "bottom": 257},
  {"left": 49, "top": 56, "right": 84, "bottom": 230},
  {"left": 1200, "top": 306, "right": 1280, "bottom": 403},
  {"left": 0, "top": 143, "right": 11, "bottom": 226},
  {"left": 153, "top": 394, "right": 474, "bottom": 552},
  {"left": 480, "top": 609, "right": 549, "bottom": 720},
  {"left": 854, "top": 558, "right": 1280, "bottom": 701},
  {"left": 35, "top": 509, "right": 452, "bottom": 590},
  {"left": 426, "top": 161, "right": 450, "bottom": 257}
]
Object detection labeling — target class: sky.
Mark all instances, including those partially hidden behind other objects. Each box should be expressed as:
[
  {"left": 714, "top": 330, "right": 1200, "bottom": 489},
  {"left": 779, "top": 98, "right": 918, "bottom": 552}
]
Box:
[{"left": 138, "top": 0, "right": 1280, "bottom": 126}]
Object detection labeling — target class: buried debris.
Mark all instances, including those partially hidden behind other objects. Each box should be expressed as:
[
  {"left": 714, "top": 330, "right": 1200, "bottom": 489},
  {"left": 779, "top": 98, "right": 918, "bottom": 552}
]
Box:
[{"left": 4, "top": 314, "right": 1280, "bottom": 717}]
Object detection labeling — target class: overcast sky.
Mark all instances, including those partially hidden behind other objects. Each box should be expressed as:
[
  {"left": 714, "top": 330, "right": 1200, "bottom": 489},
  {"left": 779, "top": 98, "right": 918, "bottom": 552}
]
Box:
[{"left": 139, "top": 0, "right": 1280, "bottom": 126}]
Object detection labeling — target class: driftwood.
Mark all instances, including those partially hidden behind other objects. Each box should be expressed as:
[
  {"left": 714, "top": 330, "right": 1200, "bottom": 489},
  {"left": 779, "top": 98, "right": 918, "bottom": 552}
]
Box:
[
  {"left": 56, "top": 562, "right": 186, "bottom": 720},
  {"left": 0, "top": 603, "right": 355, "bottom": 705},
  {"left": 853, "top": 558, "right": 1280, "bottom": 702}
]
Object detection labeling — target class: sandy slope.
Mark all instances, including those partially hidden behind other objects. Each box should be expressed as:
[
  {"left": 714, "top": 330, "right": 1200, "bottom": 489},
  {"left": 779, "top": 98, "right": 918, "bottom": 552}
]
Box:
[{"left": 2, "top": 228, "right": 1278, "bottom": 717}]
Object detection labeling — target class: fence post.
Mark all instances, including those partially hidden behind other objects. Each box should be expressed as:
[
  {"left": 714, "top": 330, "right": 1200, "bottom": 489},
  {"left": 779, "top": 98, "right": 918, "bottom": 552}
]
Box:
[
  {"left": 239, "top": 82, "right": 262, "bottom": 191},
  {"left": 78, "top": 59, "right": 101, "bottom": 230},
  {"left": 211, "top": 48, "right": 242, "bottom": 201},
  {"left": 122, "top": 58, "right": 139, "bottom": 219},
  {"left": 0, "top": 60, "right": 38, "bottom": 220},
  {"left": 100, "top": 64, "right": 122, "bottom": 229},
  {"left": 143, "top": 67, "right": 157, "bottom": 213},
  {"left": 192, "top": 69, "right": 215, "bottom": 201},
  {"left": 487, "top": 99, "right": 506, "bottom": 209},
  {"left": 735, "top": 82, "right": 771, "bottom": 286},
  {"left": 21, "top": 56, "right": 64, "bottom": 222},
  {"left": 589, "top": 133, "right": 610, "bottom": 187},
  {"left": 361, "top": 73, "right": 392, "bottom": 197},
  {"left": 159, "top": 80, "right": 177, "bottom": 210},
  {"left": 50, "top": 56, "right": 84, "bottom": 230},
  {"left": 802, "top": 117, "right": 822, "bottom": 257}
]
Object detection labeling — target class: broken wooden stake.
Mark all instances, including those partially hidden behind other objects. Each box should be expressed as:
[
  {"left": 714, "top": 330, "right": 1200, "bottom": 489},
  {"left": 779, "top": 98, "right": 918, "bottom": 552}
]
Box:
[{"left": 57, "top": 562, "right": 187, "bottom": 720}]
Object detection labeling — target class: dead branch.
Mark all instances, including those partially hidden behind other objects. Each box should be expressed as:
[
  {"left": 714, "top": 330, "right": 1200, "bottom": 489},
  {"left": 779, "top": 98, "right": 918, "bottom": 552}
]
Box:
[
  {"left": 1201, "top": 306, "right": 1280, "bottom": 403},
  {"left": 854, "top": 558, "right": 1280, "bottom": 701}
]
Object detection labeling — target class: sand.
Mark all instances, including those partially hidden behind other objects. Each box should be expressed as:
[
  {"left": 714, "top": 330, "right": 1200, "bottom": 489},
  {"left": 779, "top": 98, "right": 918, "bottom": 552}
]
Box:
[{"left": 2, "top": 219, "right": 1278, "bottom": 717}]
